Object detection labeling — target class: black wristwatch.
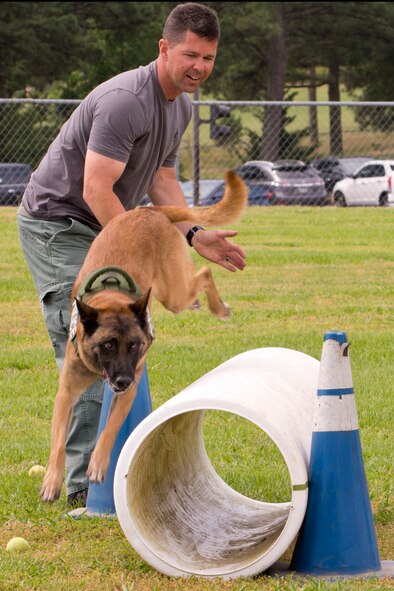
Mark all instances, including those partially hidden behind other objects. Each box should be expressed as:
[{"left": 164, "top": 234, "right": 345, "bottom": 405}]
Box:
[{"left": 186, "top": 225, "right": 205, "bottom": 247}]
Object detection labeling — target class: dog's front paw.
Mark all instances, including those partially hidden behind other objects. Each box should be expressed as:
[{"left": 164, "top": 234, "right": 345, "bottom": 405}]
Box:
[
  {"left": 87, "top": 451, "right": 110, "bottom": 483},
  {"left": 40, "top": 469, "right": 63, "bottom": 503}
]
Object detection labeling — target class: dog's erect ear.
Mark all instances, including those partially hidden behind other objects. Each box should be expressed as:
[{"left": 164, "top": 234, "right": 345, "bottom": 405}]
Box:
[
  {"left": 130, "top": 289, "right": 151, "bottom": 317},
  {"left": 130, "top": 289, "right": 154, "bottom": 340},
  {"left": 75, "top": 299, "right": 99, "bottom": 336}
]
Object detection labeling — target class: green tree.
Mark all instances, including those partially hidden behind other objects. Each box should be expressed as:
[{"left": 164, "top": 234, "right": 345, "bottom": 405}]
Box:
[
  {"left": 0, "top": 2, "right": 97, "bottom": 97},
  {"left": 286, "top": 2, "right": 394, "bottom": 154},
  {"left": 342, "top": 2, "right": 394, "bottom": 133},
  {"left": 207, "top": 2, "right": 330, "bottom": 160},
  {"left": 0, "top": 2, "right": 167, "bottom": 99},
  {"left": 207, "top": 2, "right": 394, "bottom": 159},
  {"left": 58, "top": 2, "right": 165, "bottom": 98},
  {"left": 2, "top": 1, "right": 393, "bottom": 165},
  {"left": 204, "top": 2, "right": 273, "bottom": 101}
]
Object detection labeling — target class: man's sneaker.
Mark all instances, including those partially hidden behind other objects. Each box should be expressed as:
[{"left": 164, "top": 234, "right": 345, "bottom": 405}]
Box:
[{"left": 67, "top": 488, "right": 88, "bottom": 508}]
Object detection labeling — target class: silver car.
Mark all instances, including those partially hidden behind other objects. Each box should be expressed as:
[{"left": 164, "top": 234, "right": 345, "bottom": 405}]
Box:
[{"left": 238, "top": 160, "right": 328, "bottom": 206}]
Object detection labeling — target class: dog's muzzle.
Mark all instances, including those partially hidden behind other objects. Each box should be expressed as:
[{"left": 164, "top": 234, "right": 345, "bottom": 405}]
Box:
[{"left": 103, "top": 369, "right": 134, "bottom": 394}]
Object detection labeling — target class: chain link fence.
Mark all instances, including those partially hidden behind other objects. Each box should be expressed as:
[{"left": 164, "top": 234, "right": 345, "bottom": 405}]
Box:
[{"left": 1, "top": 98, "right": 393, "bottom": 207}]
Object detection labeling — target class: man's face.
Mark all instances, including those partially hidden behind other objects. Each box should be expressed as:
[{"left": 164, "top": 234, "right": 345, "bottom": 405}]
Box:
[{"left": 159, "top": 30, "right": 217, "bottom": 99}]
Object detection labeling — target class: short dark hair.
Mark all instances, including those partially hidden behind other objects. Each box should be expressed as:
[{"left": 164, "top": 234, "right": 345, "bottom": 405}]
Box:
[{"left": 163, "top": 2, "right": 220, "bottom": 45}]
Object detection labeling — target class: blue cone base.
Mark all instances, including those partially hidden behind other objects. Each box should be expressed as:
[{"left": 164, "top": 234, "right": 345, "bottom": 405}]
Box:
[
  {"left": 291, "top": 430, "right": 381, "bottom": 575},
  {"left": 86, "top": 367, "right": 152, "bottom": 515}
]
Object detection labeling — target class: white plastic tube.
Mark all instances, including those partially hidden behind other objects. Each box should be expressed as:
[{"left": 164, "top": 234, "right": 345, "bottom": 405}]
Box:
[{"left": 114, "top": 348, "right": 319, "bottom": 578}]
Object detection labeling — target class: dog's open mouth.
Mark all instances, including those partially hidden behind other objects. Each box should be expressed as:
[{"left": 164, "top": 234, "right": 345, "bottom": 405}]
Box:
[
  {"left": 102, "top": 369, "right": 133, "bottom": 395},
  {"left": 108, "top": 379, "right": 134, "bottom": 395},
  {"left": 110, "top": 383, "right": 130, "bottom": 394}
]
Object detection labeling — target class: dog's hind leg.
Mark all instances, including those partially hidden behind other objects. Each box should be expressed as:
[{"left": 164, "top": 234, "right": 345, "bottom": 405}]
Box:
[
  {"left": 195, "top": 266, "right": 231, "bottom": 319},
  {"left": 41, "top": 356, "right": 99, "bottom": 502},
  {"left": 170, "top": 266, "right": 230, "bottom": 319},
  {"left": 158, "top": 265, "right": 230, "bottom": 319}
]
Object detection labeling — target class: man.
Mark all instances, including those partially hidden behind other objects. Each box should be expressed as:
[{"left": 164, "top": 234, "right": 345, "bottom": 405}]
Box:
[{"left": 17, "top": 2, "right": 246, "bottom": 506}]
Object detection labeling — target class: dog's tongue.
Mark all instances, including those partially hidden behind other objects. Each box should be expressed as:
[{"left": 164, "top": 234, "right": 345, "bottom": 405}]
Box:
[{"left": 102, "top": 368, "right": 109, "bottom": 380}]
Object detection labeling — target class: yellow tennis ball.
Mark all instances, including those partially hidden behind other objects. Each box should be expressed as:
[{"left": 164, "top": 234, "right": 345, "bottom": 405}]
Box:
[
  {"left": 6, "top": 537, "right": 30, "bottom": 552},
  {"left": 28, "top": 465, "right": 46, "bottom": 477}
]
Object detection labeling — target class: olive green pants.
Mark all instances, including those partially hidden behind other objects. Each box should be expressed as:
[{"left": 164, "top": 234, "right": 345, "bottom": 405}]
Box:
[{"left": 17, "top": 214, "right": 102, "bottom": 496}]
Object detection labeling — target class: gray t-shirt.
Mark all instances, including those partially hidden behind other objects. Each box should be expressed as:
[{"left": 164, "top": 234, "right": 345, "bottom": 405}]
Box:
[{"left": 22, "top": 61, "right": 192, "bottom": 228}]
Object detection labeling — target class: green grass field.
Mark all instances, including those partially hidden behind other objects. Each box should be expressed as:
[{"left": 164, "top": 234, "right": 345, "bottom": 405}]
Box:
[{"left": 0, "top": 205, "right": 393, "bottom": 591}]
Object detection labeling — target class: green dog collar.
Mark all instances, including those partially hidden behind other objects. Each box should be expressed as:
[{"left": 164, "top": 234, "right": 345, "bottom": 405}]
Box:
[
  {"left": 69, "top": 267, "right": 142, "bottom": 347},
  {"left": 77, "top": 267, "right": 142, "bottom": 302}
]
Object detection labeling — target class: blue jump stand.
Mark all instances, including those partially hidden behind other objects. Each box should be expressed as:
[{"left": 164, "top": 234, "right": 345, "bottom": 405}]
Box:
[
  {"left": 290, "top": 331, "right": 382, "bottom": 576},
  {"left": 71, "top": 366, "right": 151, "bottom": 517}
]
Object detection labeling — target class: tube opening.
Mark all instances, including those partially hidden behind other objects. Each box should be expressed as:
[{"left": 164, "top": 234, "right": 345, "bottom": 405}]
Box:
[
  {"left": 203, "top": 410, "right": 292, "bottom": 503},
  {"left": 125, "top": 410, "right": 292, "bottom": 575}
]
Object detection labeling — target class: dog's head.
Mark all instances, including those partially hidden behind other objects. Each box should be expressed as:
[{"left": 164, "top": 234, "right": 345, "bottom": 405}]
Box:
[{"left": 75, "top": 289, "right": 154, "bottom": 394}]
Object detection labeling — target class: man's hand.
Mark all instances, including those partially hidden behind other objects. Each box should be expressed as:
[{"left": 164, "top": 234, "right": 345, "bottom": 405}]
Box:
[
  {"left": 149, "top": 168, "right": 246, "bottom": 271},
  {"left": 191, "top": 229, "right": 246, "bottom": 272}
]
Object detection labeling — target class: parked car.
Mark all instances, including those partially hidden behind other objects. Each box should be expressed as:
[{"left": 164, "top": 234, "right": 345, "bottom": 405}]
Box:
[
  {"left": 310, "top": 157, "right": 373, "bottom": 193},
  {"left": 139, "top": 179, "right": 223, "bottom": 207},
  {"left": 332, "top": 160, "right": 394, "bottom": 207},
  {"left": 198, "top": 177, "right": 274, "bottom": 207},
  {"left": 180, "top": 179, "right": 222, "bottom": 206},
  {"left": 0, "top": 163, "right": 31, "bottom": 205},
  {"left": 235, "top": 160, "right": 328, "bottom": 206}
]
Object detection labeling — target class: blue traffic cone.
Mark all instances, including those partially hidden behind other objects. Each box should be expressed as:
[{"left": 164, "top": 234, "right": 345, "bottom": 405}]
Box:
[
  {"left": 70, "top": 366, "right": 151, "bottom": 517},
  {"left": 290, "top": 331, "right": 381, "bottom": 575}
]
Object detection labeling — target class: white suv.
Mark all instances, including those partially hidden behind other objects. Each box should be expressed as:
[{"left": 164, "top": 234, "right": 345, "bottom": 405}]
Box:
[{"left": 332, "top": 160, "right": 394, "bottom": 207}]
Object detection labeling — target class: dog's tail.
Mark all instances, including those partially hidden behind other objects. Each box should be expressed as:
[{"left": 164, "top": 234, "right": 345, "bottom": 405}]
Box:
[{"left": 149, "top": 170, "right": 248, "bottom": 227}]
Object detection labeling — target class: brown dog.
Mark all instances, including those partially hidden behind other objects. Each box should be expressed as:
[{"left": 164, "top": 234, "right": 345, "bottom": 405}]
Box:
[{"left": 40, "top": 170, "right": 247, "bottom": 502}]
